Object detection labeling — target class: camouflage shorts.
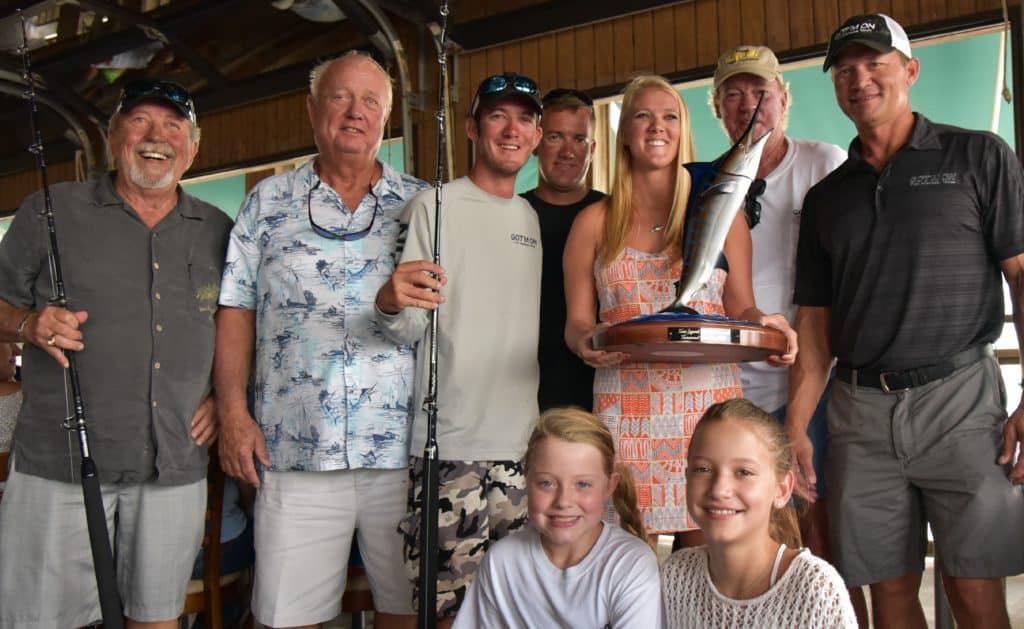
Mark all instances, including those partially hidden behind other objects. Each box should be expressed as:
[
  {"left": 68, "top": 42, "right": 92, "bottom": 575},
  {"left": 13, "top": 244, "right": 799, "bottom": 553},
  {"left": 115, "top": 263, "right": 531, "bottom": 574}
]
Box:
[{"left": 398, "top": 456, "right": 527, "bottom": 618}]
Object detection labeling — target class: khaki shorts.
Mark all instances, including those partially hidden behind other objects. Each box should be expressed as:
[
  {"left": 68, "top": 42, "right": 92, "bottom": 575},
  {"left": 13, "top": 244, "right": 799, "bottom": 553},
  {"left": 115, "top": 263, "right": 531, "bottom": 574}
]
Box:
[
  {"left": 252, "top": 468, "right": 412, "bottom": 627},
  {"left": 826, "top": 356, "right": 1024, "bottom": 586},
  {"left": 0, "top": 461, "right": 205, "bottom": 627},
  {"left": 400, "top": 457, "right": 528, "bottom": 618}
]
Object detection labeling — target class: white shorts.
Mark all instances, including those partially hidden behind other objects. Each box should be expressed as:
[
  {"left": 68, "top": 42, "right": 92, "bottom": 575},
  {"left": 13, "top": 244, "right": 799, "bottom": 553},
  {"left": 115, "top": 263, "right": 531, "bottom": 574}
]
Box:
[
  {"left": 253, "top": 467, "right": 412, "bottom": 627},
  {"left": 0, "top": 461, "right": 206, "bottom": 627}
]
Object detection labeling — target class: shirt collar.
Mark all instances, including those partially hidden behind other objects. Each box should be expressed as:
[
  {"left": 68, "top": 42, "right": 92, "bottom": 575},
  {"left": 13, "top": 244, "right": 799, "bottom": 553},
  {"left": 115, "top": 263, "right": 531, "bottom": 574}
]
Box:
[
  {"left": 301, "top": 157, "right": 406, "bottom": 205},
  {"left": 93, "top": 171, "right": 202, "bottom": 219},
  {"left": 848, "top": 112, "right": 940, "bottom": 163}
]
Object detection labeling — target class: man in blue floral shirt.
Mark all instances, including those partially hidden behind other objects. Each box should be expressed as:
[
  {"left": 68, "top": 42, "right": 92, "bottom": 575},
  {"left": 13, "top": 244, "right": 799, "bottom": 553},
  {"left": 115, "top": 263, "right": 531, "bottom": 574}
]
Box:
[{"left": 214, "top": 51, "right": 429, "bottom": 629}]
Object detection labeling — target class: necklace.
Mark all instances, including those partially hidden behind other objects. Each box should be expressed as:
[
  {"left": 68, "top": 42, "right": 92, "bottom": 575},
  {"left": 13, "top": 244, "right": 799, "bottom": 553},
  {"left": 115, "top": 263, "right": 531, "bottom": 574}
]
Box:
[{"left": 650, "top": 224, "right": 665, "bottom": 233}]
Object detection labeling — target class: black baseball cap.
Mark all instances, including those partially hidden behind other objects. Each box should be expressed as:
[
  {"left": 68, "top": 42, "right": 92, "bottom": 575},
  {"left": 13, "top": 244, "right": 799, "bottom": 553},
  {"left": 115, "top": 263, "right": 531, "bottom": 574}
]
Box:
[
  {"left": 470, "top": 73, "right": 543, "bottom": 118},
  {"left": 114, "top": 79, "right": 197, "bottom": 124},
  {"left": 823, "top": 13, "right": 913, "bottom": 71}
]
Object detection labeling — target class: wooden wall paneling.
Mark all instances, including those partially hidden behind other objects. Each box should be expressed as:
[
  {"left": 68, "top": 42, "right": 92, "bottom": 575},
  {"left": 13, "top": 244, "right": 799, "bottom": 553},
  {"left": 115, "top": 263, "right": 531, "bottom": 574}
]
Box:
[
  {"left": 674, "top": 3, "right": 698, "bottom": 73},
  {"left": 1, "top": 161, "right": 76, "bottom": 215},
  {"left": 695, "top": 0, "right": 720, "bottom": 66},
  {"left": 920, "top": 0, "right": 949, "bottom": 22},
  {"left": 520, "top": 37, "right": 541, "bottom": 87},
  {"left": 789, "top": 0, "right": 817, "bottom": 48},
  {"left": 536, "top": 34, "right": 558, "bottom": 94},
  {"left": 613, "top": 16, "right": 635, "bottom": 83},
  {"left": 717, "top": 0, "right": 743, "bottom": 53},
  {"left": 814, "top": 1, "right": 842, "bottom": 42},
  {"left": 594, "top": 20, "right": 616, "bottom": 87},
  {"left": 861, "top": 0, "right": 892, "bottom": 15},
  {"left": 414, "top": 54, "right": 440, "bottom": 182},
  {"left": 556, "top": 30, "right": 577, "bottom": 89},
  {"left": 889, "top": 0, "right": 921, "bottom": 26},
  {"left": 503, "top": 41, "right": 523, "bottom": 77},
  {"left": 574, "top": 25, "right": 597, "bottom": 90},
  {"left": 632, "top": 12, "right": 656, "bottom": 74},
  {"left": 764, "top": 0, "right": 792, "bottom": 50},
  {"left": 652, "top": 6, "right": 678, "bottom": 75},
  {"left": 947, "top": 0, "right": 976, "bottom": 17},
  {"left": 460, "top": 50, "right": 490, "bottom": 174},
  {"left": 738, "top": 0, "right": 767, "bottom": 47},
  {"left": 837, "top": 0, "right": 867, "bottom": 22},
  {"left": 485, "top": 45, "right": 504, "bottom": 78}
]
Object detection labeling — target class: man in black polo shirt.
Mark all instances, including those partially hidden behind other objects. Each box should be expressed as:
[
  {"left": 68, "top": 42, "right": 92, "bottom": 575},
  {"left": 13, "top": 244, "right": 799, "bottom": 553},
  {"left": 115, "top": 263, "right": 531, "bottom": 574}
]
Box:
[
  {"left": 521, "top": 88, "right": 605, "bottom": 411},
  {"left": 787, "top": 13, "right": 1024, "bottom": 628}
]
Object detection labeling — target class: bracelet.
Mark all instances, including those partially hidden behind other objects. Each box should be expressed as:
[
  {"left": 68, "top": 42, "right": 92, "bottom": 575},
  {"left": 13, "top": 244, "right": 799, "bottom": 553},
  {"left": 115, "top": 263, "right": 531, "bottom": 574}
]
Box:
[{"left": 15, "top": 311, "right": 32, "bottom": 342}]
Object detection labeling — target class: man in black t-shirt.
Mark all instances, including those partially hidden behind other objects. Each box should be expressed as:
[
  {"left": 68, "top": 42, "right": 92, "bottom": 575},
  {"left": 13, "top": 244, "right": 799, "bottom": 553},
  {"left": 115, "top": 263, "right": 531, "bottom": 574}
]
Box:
[
  {"left": 522, "top": 89, "right": 606, "bottom": 411},
  {"left": 787, "top": 14, "right": 1024, "bottom": 628}
]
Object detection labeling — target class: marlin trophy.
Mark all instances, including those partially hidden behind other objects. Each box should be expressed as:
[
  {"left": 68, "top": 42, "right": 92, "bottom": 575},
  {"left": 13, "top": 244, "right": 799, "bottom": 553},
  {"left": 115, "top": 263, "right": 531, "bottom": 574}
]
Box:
[
  {"left": 665, "top": 91, "right": 771, "bottom": 313},
  {"left": 593, "top": 91, "right": 786, "bottom": 363}
]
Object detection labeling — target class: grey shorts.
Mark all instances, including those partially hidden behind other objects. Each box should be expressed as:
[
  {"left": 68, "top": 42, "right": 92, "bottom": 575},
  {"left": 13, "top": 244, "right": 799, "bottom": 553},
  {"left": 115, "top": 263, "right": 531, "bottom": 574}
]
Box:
[
  {"left": 0, "top": 461, "right": 206, "bottom": 627},
  {"left": 826, "top": 356, "right": 1024, "bottom": 586}
]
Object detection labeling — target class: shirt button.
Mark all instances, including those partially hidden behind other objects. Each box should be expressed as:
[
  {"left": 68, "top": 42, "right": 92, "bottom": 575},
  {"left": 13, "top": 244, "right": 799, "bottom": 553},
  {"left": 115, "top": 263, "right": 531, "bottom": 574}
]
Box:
[
  {"left": 155, "top": 292, "right": 161, "bottom": 300},
  {"left": 156, "top": 324, "right": 163, "bottom": 332},
  {"left": 152, "top": 400, "right": 158, "bottom": 408},
  {"left": 154, "top": 362, "right": 161, "bottom": 370},
  {"left": 153, "top": 262, "right": 160, "bottom": 270}
]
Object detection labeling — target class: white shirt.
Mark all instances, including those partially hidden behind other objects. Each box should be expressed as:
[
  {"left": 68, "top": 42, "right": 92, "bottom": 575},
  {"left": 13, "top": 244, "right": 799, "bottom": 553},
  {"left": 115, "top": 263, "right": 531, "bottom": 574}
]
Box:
[
  {"left": 740, "top": 138, "right": 847, "bottom": 411},
  {"left": 453, "top": 523, "right": 662, "bottom": 629},
  {"left": 661, "top": 546, "right": 858, "bottom": 628}
]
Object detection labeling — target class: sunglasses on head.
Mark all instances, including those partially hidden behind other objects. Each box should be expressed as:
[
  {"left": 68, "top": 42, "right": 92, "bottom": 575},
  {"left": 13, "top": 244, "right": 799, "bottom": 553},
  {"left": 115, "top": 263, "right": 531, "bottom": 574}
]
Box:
[
  {"left": 542, "top": 88, "right": 594, "bottom": 108},
  {"left": 744, "top": 178, "right": 766, "bottom": 229},
  {"left": 116, "top": 79, "right": 196, "bottom": 121},
  {"left": 478, "top": 73, "right": 539, "bottom": 98}
]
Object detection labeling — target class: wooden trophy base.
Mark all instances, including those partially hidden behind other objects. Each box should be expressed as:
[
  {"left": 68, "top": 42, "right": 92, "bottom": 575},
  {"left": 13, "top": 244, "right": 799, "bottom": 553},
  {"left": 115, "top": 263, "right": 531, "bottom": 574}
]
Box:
[{"left": 592, "top": 312, "right": 787, "bottom": 363}]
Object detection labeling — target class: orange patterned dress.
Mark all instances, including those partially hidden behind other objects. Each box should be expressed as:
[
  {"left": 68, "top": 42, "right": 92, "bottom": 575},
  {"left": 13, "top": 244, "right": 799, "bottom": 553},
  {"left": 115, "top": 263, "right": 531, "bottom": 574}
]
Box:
[{"left": 594, "top": 247, "right": 742, "bottom": 533}]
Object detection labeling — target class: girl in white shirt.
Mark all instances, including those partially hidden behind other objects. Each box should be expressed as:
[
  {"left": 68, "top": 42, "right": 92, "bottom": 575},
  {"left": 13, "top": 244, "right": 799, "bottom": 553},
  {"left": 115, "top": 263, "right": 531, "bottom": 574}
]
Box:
[
  {"left": 453, "top": 407, "right": 661, "bottom": 628},
  {"left": 662, "top": 398, "right": 856, "bottom": 628}
]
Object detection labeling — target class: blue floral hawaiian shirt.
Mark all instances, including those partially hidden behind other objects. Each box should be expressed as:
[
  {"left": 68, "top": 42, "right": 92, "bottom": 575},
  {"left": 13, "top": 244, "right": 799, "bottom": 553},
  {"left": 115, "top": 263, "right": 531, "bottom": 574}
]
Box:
[{"left": 219, "top": 159, "right": 430, "bottom": 471}]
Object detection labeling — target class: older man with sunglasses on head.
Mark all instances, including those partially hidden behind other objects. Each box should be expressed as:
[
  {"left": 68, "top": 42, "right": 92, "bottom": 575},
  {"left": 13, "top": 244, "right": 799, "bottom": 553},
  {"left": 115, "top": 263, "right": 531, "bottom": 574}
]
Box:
[
  {"left": 521, "top": 88, "right": 605, "bottom": 413},
  {"left": 375, "top": 71, "right": 543, "bottom": 627},
  {"left": 214, "top": 51, "right": 429, "bottom": 629},
  {"left": 0, "top": 80, "right": 232, "bottom": 628}
]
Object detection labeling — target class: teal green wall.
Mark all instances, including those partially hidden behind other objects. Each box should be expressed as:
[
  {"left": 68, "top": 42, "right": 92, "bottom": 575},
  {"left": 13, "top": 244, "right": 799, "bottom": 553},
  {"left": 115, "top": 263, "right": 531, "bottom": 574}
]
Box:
[
  {"left": 183, "top": 140, "right": 406, "bottom": 219},
  {"left": 182, "top": 176, "right": 247, "bottom": 219},
  {"left": 514, "top": 29, "right": 1014, "bottom": 193},
  {"left": 683, "top": 30, "right": 1014, "bottom": 162}
]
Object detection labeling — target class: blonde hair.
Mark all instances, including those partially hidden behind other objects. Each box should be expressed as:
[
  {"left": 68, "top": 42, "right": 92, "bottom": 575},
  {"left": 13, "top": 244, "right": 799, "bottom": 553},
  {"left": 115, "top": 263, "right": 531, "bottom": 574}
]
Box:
[
  {"left": 691, "top": 398, "right": 802, "bottom": 549},
  {"left": 524, "top": 407, "right": 645, "bottom": 540},
  {"left": 601, "top": 75, "right": 695, "bottom": 265}
]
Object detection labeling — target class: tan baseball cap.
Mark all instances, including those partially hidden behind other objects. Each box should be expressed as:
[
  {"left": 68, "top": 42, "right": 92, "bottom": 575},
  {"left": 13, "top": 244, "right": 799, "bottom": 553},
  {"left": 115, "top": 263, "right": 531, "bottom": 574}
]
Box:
[{"left": 713, "top": 45, "right": 781, "bottom": 91}]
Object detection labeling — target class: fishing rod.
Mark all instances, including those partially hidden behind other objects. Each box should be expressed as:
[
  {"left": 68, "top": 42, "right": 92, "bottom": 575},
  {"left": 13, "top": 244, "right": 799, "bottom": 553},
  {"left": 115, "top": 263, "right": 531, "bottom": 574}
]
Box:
[
  {"left": 418, "top": 1, "right": 450, "bottom": 627},
  {"left": 16, "top": 11, "right": 124, "bottom": 629}
]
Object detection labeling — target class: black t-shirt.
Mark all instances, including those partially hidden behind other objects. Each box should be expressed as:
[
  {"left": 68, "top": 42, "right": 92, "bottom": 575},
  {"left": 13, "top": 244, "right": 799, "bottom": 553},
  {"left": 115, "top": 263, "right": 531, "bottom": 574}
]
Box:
[
  {"left": 795, "top": 114, "right": 1024, "bottom": 372},
  {"left": 521, "top": 188, "right": 606, "bottom": 411}
]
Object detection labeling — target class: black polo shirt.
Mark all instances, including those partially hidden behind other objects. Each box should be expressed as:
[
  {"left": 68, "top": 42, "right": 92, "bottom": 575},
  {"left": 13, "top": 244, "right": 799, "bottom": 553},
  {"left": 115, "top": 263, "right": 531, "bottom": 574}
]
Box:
[
  {"left": 522, "top": 188, "right": 605, "bottom": 411},
  {"left": 794, "top": 114, "right": 1024, "bottom": 372},
  {"left": 0, "top": 174, "right": 232, "bottom": 484}
]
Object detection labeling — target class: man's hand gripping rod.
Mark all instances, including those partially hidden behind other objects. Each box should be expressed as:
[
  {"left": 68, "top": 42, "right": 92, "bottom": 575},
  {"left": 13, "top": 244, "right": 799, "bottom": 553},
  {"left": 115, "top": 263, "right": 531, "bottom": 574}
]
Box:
[{"left": 17, "top": 11, "right": 125, "bottom": 629}]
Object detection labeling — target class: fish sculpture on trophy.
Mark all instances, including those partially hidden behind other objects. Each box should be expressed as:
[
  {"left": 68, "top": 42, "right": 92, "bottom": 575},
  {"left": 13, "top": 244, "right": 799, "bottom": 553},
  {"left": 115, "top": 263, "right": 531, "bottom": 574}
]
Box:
[{"left": 594, "top": 92, "right": 788, "bottom": 363}]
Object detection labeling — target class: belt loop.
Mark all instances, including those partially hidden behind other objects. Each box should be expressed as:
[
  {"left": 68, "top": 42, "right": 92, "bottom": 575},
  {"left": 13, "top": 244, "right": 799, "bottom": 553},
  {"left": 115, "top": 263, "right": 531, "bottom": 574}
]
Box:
[{"left": 851, "top": 368, "right": 858, "bottom": 394}]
